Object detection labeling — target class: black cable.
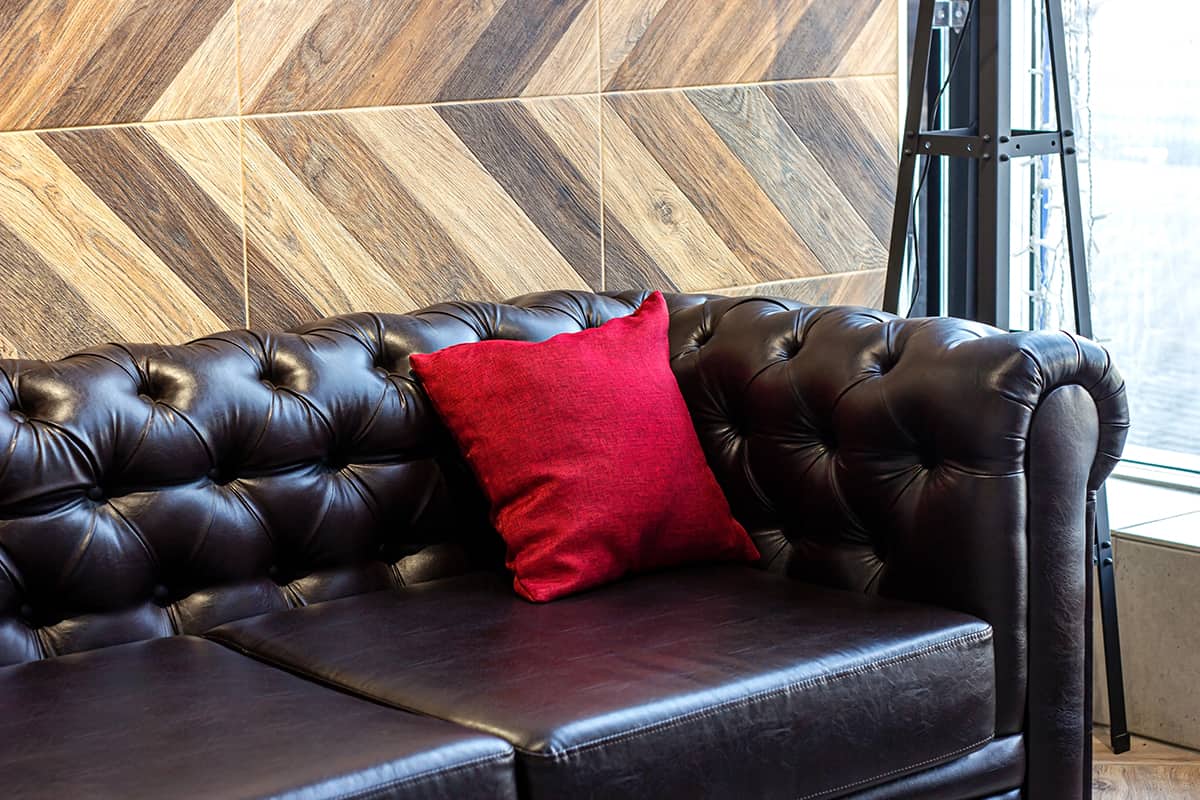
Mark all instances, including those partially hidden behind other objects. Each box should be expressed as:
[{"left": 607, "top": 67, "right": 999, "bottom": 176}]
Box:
[{"left": 907, "top": 0, "right": 978, "bottom": 316}]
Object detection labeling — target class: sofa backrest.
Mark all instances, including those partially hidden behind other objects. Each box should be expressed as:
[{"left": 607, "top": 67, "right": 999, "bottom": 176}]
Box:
[{"left": 2, "top": 291, "right": 726, "bottom": 664}]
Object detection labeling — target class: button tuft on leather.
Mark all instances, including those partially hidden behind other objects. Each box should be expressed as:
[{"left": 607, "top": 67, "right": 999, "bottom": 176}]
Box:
[
  {"left": 86, "top": 487, "right": 105, "bottom": 501},
  {"left": 152, "top": 584, "right": 170, "bottom": 604},
  {"left": 18, "top": 603, "right": 33, "bottom": 621}
]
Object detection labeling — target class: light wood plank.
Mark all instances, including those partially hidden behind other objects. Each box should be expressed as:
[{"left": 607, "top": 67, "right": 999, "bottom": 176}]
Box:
[
  {"left": 240, "top": 0, "right": 594, "bottom": 113},
  {"left": 1094, "top": 765, "right": 1200, "bottom": 799},
  {"left": 523, "top": 1, "right": 599, "bottom": 97},
  {"left": 834, "top": 0, "right": 900, "bottom": 77},
  {"left": 147, "top": 1, "right": 240, "bottom": 121},
  {"left": 689, "top": 84, "right": 887, "bottom": 273},
  {"left": 602, "top": 0, "right": 892, "bottom": 90},
  {"left": 241, "top": 120, "right": 420, "bottom": 320},
  {"left": 607, "top": 90, "right": 823, "bottom": 282},
  {"left": 0, "top": 0, "right": 127, "bottom": 130},
  {"left": 0, "top": 133, "right": 227, "bottom": 342},
  {"left": 598, "top": 0, "right": 670, "bottom": 87},
  {"left": 349, "top": 106, "right": 590, "bottom": 298},
  {"left": 145, "top": 119, "right": 244, "bottom": 223},
  {"left": 716, "top": 270, "right": 886, "bottom": 308},
  {"left": 237, "top": 0, "right": 336, "bottom": 113},
  {"left": 601, "top": 102, "right": 755, "bottom": 291}
]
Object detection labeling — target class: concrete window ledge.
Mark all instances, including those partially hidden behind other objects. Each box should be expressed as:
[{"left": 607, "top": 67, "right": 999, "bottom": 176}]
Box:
[{"left": 1093, "top": 477, "right": 1200, "bottom": 750}]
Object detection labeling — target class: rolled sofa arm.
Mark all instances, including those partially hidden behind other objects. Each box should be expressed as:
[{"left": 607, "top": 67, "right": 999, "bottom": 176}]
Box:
[{"left": 658, "top": 297, "right": 1129, "bottom": 799}]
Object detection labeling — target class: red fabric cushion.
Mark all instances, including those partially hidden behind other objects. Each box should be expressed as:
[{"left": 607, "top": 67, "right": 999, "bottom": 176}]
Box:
[{"left": 410, "top": 292, "right": 759, "bottom": 601}]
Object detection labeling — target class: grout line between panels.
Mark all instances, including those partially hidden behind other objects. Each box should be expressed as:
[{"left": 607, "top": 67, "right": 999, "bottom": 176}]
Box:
[
  {"left": 596, "top": 0, "right": 606, "bottom": 291},
  {"left": 0, "top": 75, "right": 899, "bottom": 138},
  {"left": 234, "top": 0, "right": 250, "bottom": 328}
]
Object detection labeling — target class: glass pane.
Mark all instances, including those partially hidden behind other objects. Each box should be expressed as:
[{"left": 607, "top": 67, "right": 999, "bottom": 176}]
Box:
[{"left": 1021, "top": 0, "right": 1200, "bottom": 461}]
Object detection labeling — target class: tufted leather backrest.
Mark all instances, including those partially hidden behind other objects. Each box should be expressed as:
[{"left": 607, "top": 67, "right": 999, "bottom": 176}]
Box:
[
  {"left": 0, "top": 292, "right": 691, "bottom": 664},
  {"left": 0, "top": 290, "right": 1126, "bottom": 670}
]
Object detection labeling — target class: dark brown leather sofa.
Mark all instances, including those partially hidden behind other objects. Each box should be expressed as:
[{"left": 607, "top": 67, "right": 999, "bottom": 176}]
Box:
[{"left": 0, "top": 291, "right": 1128, "bottom": 799}]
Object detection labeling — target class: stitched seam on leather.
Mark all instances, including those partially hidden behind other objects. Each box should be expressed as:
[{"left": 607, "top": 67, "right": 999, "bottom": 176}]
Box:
[
  {"left": 795, "top": 734, "right": 995, "bottom": 800},
  {"left": 518, "top": 627, "right": 992, "bottom": 760},
  {"left": 326, "top": 751, "right": 513, "bottom": 800}
]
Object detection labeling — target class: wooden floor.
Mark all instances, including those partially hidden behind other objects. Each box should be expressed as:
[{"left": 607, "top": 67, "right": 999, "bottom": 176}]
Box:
[{"left": 1093, "top": 726, "right": 1200, "bottom": 799}]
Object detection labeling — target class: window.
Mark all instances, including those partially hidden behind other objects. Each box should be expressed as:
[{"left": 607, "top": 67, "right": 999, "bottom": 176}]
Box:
[{"left": 1009, "top": 0, "right": 1200, "bottom": 473}]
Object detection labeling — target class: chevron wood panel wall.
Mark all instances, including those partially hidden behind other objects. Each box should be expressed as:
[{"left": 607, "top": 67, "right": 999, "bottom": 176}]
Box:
[
  {"left": 602, "top": 0, "right": 897, "bottom": 90},
  {"left": 0, "top": 119, "right": 245, "bottom": 358},
  {"left": 238, "top": 0, "right": 600, "bottom": 113},
  {"left": 0, "top": 0, "right": 238, "bottom": 130},
  {"left": 602, "top": 78, "right": 897, "bottom": 292},
  {"left": 0, "top": 0, "right": 899, "bottom": 359},
  {"left": 242, "top": 98, "right": 600, "bottom": 330}
]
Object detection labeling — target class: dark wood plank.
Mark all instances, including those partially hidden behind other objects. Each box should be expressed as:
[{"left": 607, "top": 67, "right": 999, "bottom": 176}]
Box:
[
  {"left": 42, "top": 126, "right": 245, "bottom": 328},
  {"left": 607, "top": 90, "right": 822, "bottom": 282},
  {"left": 437, "top": 100, "right": 601, "bottom": 289},
  {"left": 764, "top": 80, "right": 897, "bottom": 244},
  {"left": 0, "top": 219, "right": 119, "bottom": 358},
  {"left": 249, "top": 113, "right": 505, "bottom": 307},
  {"left": 768, "top": 0, "right": 881, "bottom": 80},
  {"left": 602, "top": 213, "right": 680, "bottom": 292},
  {"left": 436, "top": 0, "right": 590, "bottom": 101}
]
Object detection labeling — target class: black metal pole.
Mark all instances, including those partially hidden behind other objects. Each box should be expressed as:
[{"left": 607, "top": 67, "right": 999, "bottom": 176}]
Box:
[
  {"left": 975, "top": 2, "right": 1011, "bottom": 329},
  {"left": 885, "top": 0, "right": 939, "bottom": 314}
]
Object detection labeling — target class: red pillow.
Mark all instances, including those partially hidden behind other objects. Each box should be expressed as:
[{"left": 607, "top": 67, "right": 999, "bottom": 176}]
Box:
[{"left": 410, "top": 292, "right": 759, "bottom": 601}]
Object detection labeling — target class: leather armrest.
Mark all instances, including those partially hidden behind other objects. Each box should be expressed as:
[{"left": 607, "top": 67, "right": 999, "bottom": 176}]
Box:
[{"left": 665, "top": 300, "right": 1129, "bottom": 799}]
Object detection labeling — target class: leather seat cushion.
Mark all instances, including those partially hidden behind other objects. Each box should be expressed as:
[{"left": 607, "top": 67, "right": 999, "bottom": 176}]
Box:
[
  {"left": 211, "top": 566, "right": 996, "bottom": 800},
  {"left": 0, "top": 636, "right": 516, "bottom": 800}
]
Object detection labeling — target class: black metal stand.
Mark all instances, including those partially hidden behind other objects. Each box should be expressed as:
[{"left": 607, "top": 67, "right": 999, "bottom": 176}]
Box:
[{"left": 885, "top": 0, "right": 1130, "bottom": 755}]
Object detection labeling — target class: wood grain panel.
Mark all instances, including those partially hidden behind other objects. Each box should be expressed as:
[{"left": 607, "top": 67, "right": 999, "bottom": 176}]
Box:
[
  {"left": 0, "top": 120, "right": 244, "bottom": 359},
  {"left": 603, "top": 0, "right": 896, "bottom": 91},
  {"left": 44, "top": 127, "right": 245, "bottom": 325},
  {"left": 1093, "top": 725, "right": 1200, "bottom": 799},
  {"left": 690, "top": 82, "right": 889, "bottom": 270},
  {"left": 0, "top": 0, "right": 237, "bottom": 131},
  {"left": 1093, "top": 765, "right": 1200, "bottom": 799},
  {"left": 763, "top": 77, "right": 899, "bottom": 242},
  {"left": 438, "top": 101, "right": 601, "bottom": 288},
  {"left": 602, "top": 80, "right": 894, "bottom": 293},
  {"left": 606, "top": 90, "right": 821, "bottom": 283},
  {"left": 601, "top": 101, "right": 754, "bottom": 293},
  {"left": 243, "top": 98, "right": 599, "bottom": 330},
  {"left": 240, "top": 0, "right": 598, "bottom": 114}
]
